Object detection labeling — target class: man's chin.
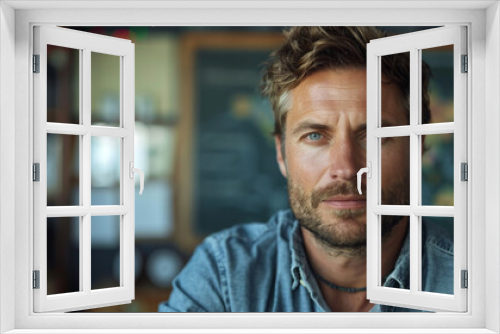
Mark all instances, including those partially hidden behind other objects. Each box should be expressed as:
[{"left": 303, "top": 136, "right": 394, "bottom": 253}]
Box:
[
  {"left": 317, "top": 207, "right": 367, "bottom": 225},
  {"left": 299, "top": 215, "right": 366, "bottom": 245},
  {"left": 302, "top": 225, "right": 367, "bottom": 254}
]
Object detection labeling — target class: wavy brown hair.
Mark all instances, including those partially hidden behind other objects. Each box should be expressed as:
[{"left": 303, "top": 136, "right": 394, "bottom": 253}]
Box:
[{"left": 261, "top": 26, "right": 432, "bottom": 138}]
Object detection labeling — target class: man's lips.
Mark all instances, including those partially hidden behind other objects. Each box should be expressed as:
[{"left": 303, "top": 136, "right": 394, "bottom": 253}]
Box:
[{"left": 321, "top": 196, "right": 366, "bottom": 209}]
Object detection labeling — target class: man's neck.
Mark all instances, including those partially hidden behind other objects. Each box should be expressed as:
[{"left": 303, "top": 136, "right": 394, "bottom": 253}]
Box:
[{"left": 300, "top": 218, "right": 409, "bottom": 312}]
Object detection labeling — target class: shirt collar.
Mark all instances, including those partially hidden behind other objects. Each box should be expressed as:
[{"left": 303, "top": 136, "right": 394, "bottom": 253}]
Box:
[
  {"left": 287, "top": 214, "right": 322, "bottom": 295},
  {"left": 289, "top": 217, "right": 306, "bottom": 290},
  {"left": 383, "top": 227, "right": 411, "bottom": 290},
  {"left": 288, "top": 215, "right": 332, "bottom": 311}
]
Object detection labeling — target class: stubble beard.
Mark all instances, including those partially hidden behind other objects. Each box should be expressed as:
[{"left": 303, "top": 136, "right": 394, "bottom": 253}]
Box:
[{"left": 288, "top": 176, "right": 409, "bottom": 257}]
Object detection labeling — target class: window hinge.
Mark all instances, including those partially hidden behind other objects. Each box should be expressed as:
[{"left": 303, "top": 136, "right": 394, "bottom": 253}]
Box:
[
  {"left": 461, "top": 270, "right": 468, "bottom": 289},
  {"left": 33, "top": 163, "right": 40, "bottom": 182},
  {"left": 461, "top": 54, "right": 468, "bottom": 73},
  {"left": 33, "top": 270, "right": 40, "bottom": 289},
  {"left": 461, "top": 162, "right": 468, "bottom": 181},
  {"left": 33, "top": 54, "right": 40, "bottom": 73}
]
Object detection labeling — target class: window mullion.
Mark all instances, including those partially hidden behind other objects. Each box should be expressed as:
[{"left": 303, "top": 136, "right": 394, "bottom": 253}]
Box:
[
  {"left": 90, "top": 126, "right": 130, "bottom": 137},
  {"left": 409, "top": 47, "right": 420, "bottom": 295},
  {"left": 373, "top": 205, "right": 454, "bottom": 216},
  {"left": 416, "top": 47, "right": 424, "bottom": 294},
  {"left": 45, "top": 123, "right": 130, "bottom": 137},
  {"left": 78, "top": 48, "right": 84, "bottom": 293},
  {"left": 373, "top": 123, "right": 455, "bottom": 138},
  {"left": 46, "top": 207, "right": 89, "bottom": 217},
  {"left": 82, "top": 47, "right": 92, "bottom": 294},
  {"left": 412, "top": 123, "right": 454, "bottom": 135},
  {"left": 90, "top": 205, "right": 128, "bottom": 216}
]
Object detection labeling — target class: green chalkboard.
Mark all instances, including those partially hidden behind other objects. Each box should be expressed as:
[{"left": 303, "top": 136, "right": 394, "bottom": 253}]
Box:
[{"left": 193, "top": 47, "right": 289, "bottom": 236}]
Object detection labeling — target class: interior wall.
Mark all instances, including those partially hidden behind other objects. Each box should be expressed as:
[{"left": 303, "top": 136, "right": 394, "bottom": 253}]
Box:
[
  {"left": 0, "top": 2, "right": 16, "bottom": 333},
  {"left": 10, "top": 5, "right": 493, "bottom": 331}
]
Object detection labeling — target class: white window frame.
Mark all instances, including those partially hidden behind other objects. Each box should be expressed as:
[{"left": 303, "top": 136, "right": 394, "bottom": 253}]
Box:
[
  {"left": 365, "top": 26, "right": 468, "bottom": 312},
  {"left": 33, "top": 25, "right": 136, "bottom": 313},
  {"left": 0, "top": 1, "right": 498, "bottom": 333}
]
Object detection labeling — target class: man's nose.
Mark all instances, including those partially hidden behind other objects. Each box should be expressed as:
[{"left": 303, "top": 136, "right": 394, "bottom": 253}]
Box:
[{"left": 328, "top": 134, "right": 362, "bottom": 181}]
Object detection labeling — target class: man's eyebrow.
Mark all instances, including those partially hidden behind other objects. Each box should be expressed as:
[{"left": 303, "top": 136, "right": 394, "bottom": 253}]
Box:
[
  {"left": 292, "top": 122, "right": 331, "bottom": 135},
  {"left": 291, "top": 120, "right": 396, "bottom": 135}
]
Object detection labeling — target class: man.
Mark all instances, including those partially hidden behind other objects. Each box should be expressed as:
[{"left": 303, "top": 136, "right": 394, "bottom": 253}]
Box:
[{"left": 158, "top": 26, "right": 453, "bottom": 312}]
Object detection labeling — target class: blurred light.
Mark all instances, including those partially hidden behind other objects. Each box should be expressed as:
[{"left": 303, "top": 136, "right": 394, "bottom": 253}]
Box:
[
  {"left": 91, "top": 137, "right": 120, "bottom": 187},
  {"left": 112, "top": 28, "right": 131, "bottom": 41}
]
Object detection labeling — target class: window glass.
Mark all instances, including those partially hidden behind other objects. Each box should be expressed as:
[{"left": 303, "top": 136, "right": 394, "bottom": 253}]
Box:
[
  {"left": 91, "top": 136, "right": 121, "bottom": 206},
  {"left": 421, "top": 46, "right": 454, "bottom": 124},
  {"left": 421, "top": 133, "right": 454, "bottom": 206},
  {"left": 47, "top": 45, "right": 80, "bottom": 124},
  {"left": 381, "top": 52, "right": 410, "bottom": 127},
  {"left": 47, "top": 134, "right": 80, "bottom": 206},
  {"left": 380, "top": 136, "right": 410, "bottom": 206},
  {"left": 380, "top": 215, "right": 410, "bottom": 290},
  {"left": 91, "top": 52, "right": 120, "bottom": 127},
  {"left": 421, "top": 216, "right": 454, "bottom": 295},
  {"left": 48, "top": 217, "right": 80, "bottom": 294},
  {"left": 91, "top": 215, "right": 121, "bottom": 290}
]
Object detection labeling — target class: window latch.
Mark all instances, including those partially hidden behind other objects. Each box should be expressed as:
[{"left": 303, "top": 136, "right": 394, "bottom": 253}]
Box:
[
  {"left": 357, "top": 162, "right": 371, "bottom": 195},
  {"left": 129, "top": 162, "right": 145, "bottom": 195}
]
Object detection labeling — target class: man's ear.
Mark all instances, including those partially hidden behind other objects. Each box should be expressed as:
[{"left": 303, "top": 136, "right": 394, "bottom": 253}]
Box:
[{"left": 275, "top": 135, "right": 288, "bottom": 178}]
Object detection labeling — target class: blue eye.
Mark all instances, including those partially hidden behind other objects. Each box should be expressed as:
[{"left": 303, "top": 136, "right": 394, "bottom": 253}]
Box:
[{"left": 307, "top": 133, "right": 322, "bottom": 141}]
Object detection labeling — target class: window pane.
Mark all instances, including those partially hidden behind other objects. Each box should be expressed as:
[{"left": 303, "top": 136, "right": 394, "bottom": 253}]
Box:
[
  {"left": 421, "top": 216, "right": 453, "bottom": 294},
  {"left": 380, "top": 52, "right": 410, "bottom": 127},
  {"left": 47, "top": 133, "right": 80, "bottom": 206},
  {"left": 421, "top": 45, "right": 454, "bottom": 124},
  {"left": 47, "top": 217, "right": 80, "bottom": 295},
  {"left": 91, "top": 215, "right": 121, "bottom": 290},
  {"left": 421, "top": 133, "right": 454, "bottom": 206},
  {"left": 91, "top": 136, "right": 121, "bottom": 205},
  {"left": 91, "top": 52, "right": 120, "bottom": 127},
  {"left": 47, "top": 45, "right": 80, "bottom": 124},
  {"left": 380, "top": 136, "right": 410, "bottom": 206},
  {"left": 380, "top": 215, "right": 410, "bottom": 290}
]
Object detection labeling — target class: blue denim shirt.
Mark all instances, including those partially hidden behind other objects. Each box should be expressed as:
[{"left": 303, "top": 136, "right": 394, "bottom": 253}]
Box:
[{"left": 158, "top": 210, "right": 453, "bottom": 312}]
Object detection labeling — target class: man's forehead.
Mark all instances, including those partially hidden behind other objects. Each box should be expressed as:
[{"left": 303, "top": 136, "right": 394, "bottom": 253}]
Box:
[
  {"left": 286, "top": 67, "right": 405, "bottom": 126},
  {"left": 308, "top": 87, "right": 366, "bottom": 101},
  {"left": 293, "top": 69, "right": 367, "bottom": 102}
]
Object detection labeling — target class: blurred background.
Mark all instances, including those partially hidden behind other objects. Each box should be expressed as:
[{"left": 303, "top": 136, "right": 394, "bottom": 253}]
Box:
[{"left": 45, "top": 26, "right": 454, "bottom": 312}]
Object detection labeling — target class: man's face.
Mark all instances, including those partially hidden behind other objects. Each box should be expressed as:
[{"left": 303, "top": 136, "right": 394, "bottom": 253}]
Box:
[{"left": 275, "top": 67, "right": 410, "bottom": 252}]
